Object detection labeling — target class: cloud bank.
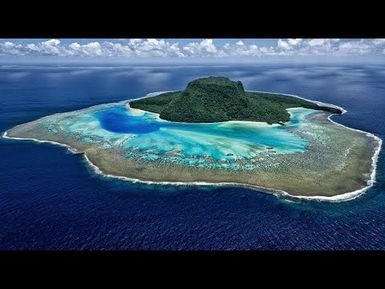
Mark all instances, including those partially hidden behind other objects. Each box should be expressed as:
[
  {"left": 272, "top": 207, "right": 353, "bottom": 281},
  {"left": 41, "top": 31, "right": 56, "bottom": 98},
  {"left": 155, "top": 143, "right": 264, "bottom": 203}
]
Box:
[{"left": 1, "top": 39, "right": 385, "bottom": 58}]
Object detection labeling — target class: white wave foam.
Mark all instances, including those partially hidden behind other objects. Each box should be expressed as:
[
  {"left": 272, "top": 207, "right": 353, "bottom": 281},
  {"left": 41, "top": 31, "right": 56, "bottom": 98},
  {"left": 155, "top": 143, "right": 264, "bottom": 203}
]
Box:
[
  {"left": 82, "top": 151, "right": 381, "bottom": 203},
  {"left": 248, "top": 90, "right": 382, "bottom": 202},
  {"left": 2, "top": 91, "right": 382, "bottom": 203},
  {"left": 82, "top": 153, "right": 295, "bottom": 195},
  {"left": 2, "top": 131, "right": 80, "bottom": 154}
]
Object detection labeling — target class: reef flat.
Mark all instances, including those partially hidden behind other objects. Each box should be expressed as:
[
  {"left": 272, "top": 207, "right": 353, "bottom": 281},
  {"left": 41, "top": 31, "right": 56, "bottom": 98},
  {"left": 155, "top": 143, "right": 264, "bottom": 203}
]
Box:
[{"left": 4, "top": 92, "right": 381, "bottom": 200}]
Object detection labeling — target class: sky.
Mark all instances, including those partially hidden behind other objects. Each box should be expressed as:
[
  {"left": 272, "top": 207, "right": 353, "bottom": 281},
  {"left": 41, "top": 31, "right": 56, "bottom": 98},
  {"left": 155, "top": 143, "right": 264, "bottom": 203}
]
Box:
[{"left": 0, "top": 39, "right": 384, "bottom": 63}]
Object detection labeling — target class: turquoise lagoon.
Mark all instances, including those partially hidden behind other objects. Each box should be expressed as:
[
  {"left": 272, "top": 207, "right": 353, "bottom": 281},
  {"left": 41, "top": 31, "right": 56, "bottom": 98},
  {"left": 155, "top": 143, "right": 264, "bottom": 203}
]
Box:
[{"left": 42, "top": 100, "right": 316, "bottom": 171}]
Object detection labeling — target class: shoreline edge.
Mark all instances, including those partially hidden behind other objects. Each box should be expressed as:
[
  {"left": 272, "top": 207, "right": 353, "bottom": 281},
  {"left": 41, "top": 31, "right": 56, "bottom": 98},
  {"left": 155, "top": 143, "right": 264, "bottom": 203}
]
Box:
[{"left": 2, "top": 91, "right": 382, "bottom": 203}]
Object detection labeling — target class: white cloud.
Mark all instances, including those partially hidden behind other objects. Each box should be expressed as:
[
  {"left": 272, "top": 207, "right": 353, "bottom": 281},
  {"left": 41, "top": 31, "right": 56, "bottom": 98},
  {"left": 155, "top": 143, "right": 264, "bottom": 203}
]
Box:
[
  {"left": 308, "top": 39, "right": 327, "bottom": 46},
  {"left": 82, "top": 42, "right": 103, "bottom": 56},
  {"left": 44, "top": 39, "right": 60, "bottom": 46},
  {"left": 200, "top": 39, "right": 217, "bottom": 53},
  {"left": 183, "top": 39, "right": 219, "bottom": 56},
  {"left": 274, "top": 39, "right": 379, "bottom": 56},
  {"left": 3, "top": 41, "right": 15, "bottom": 48},
  {"left": 277, "top": 39, "right": 291, "bottom": 50},
  {"left": 68, "top": 42, "right": 80, "bottom": 50},
  {"left": 278, "top": 39, "right": 304, "bottom": 51},
  {"left": 26, "top": 43, "right": 38, "bottom": 50},
  {"left": 40, "top": 39, "right": 62, "bottom": 55},
  {"left": 337, "top": 41, "right": 371, "bottom": 55},
  {"left": 288, "top": 38, "right": 302, "bottom": 46},
  {"left": 1, "top": 38, "right": 385, "bottom": 59},
  {"left": 222, "top": 42, "right": 261, "bottom": 57},
  {"left": 66, "top": 42, "right": 103, "bottom": 56},
  {"left": 0, "top": 41, "right": 22, "bottom": 55}
]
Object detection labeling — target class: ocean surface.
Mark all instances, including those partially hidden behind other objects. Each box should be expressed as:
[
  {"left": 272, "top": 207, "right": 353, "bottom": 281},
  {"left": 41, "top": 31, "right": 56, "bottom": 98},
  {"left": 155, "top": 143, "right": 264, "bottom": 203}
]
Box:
[{"left": 1, "top": 63, "right": 385, "bottom": 250}]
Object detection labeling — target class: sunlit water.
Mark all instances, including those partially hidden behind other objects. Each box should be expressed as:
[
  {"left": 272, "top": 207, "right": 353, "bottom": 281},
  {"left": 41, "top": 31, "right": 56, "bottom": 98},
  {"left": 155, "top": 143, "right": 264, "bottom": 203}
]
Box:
[{"left": 1, "top": 63, "right": 385, "bottom": 250}]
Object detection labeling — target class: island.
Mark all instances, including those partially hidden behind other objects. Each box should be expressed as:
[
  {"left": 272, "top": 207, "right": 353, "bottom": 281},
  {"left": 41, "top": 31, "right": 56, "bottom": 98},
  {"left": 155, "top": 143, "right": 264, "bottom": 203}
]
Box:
[
  {"left": 3, "top": 76, "right": 382, "bottom": 201},
  {"left": 130, "top": 76, "right": 341, "bottom": 124}
]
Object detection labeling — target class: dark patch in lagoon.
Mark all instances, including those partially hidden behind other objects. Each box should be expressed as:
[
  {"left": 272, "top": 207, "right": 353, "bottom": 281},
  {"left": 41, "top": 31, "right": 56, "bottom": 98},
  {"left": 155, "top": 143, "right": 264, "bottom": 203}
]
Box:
[{"left": 97, "top": 107, "right": 161, "bottom": 134}]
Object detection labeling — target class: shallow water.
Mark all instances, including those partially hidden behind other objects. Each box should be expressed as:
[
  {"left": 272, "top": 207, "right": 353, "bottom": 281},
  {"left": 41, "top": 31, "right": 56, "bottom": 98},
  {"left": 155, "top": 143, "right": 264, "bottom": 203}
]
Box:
[
  {"left": 50, "top": 102, "right": 312, "bottom": 169},
  {"left": 1, "top": 63, "right": 385, "bottom": 250}
]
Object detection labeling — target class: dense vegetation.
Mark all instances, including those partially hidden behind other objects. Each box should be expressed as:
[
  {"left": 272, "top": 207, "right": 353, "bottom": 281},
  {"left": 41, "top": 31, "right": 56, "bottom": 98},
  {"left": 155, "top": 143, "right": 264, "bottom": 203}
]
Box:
[{"left": 130, "top": 76, "right": 342, "bottom": 124}]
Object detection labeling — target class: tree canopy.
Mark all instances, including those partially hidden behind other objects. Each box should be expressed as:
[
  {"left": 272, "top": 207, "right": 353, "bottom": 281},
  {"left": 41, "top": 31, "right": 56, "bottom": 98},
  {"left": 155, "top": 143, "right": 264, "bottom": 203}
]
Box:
[{"left": 130, "top": 76, "right": 341, "bottom": 124}]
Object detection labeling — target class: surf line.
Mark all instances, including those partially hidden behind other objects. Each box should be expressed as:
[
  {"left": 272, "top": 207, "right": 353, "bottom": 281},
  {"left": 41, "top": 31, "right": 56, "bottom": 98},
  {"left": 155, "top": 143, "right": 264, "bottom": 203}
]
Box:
[{"left": 2, "top": 91, "right": 382, "bottom": 203}]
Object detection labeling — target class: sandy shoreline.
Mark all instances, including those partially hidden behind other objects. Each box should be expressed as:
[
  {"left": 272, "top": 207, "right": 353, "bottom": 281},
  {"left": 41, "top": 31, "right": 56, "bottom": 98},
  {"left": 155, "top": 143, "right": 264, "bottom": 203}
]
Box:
[{"left": 2, "top": 91, "right": 382, "bottom": 203}]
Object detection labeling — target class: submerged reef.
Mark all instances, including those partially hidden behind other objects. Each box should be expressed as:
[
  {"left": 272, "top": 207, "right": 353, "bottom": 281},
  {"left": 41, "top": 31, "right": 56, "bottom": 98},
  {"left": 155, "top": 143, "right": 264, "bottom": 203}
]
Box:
[{"left": 4, "top": 92, "right": 380, "bottom": 200}]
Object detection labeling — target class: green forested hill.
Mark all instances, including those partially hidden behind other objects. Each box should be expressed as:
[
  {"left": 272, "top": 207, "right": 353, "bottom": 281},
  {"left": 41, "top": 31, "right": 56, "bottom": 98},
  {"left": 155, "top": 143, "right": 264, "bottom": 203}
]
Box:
[{"left": 129, "top": 76, "right": 341, "bottom": 124}]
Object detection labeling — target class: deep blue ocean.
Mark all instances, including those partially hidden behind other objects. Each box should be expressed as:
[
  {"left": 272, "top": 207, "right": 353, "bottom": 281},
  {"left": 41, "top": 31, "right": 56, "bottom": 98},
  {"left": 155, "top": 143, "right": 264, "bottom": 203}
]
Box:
[{"left": 1, "top": 63, "right": 385, "bottom": 250}]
